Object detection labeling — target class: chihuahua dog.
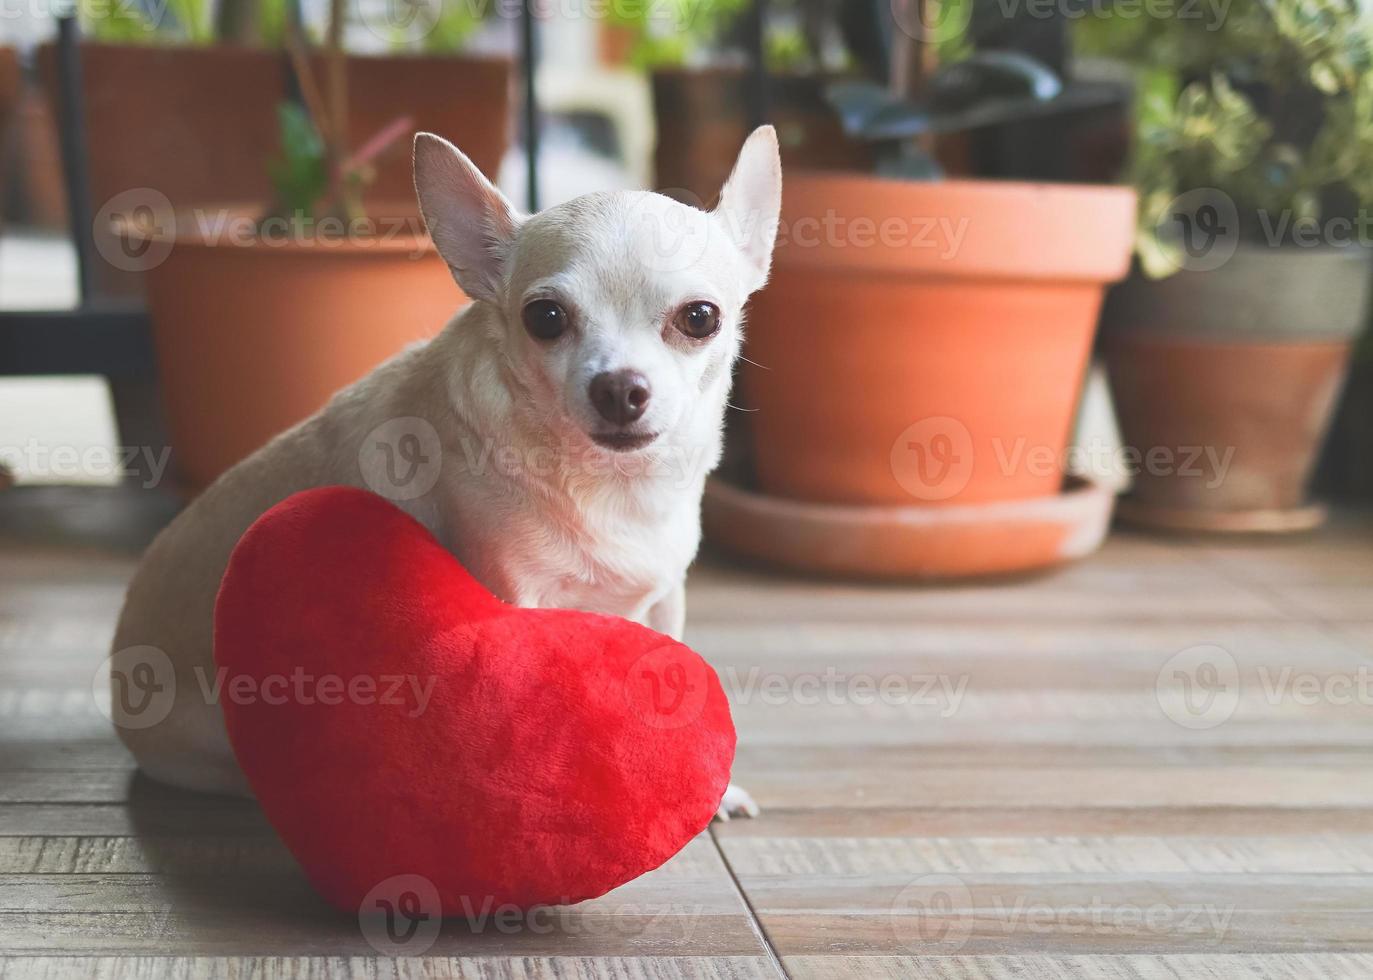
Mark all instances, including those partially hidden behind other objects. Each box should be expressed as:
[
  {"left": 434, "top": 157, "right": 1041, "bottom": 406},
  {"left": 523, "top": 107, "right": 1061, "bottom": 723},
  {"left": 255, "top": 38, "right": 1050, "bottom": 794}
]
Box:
[{"left": 109, "top": 126, "right": 781, "bottom": 821}]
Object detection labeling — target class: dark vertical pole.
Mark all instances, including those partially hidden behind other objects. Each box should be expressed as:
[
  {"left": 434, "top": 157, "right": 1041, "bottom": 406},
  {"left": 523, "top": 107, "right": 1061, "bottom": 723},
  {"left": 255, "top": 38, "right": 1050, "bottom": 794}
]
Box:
[
  {"left": 519, "top": 0, "right": 540, "bottom": 212},
  {"left": 56, "top": 15, "right": 96, "bottom": 307},
  {"left": 744, "top": 0, "right": 769, "bottom": 128}
]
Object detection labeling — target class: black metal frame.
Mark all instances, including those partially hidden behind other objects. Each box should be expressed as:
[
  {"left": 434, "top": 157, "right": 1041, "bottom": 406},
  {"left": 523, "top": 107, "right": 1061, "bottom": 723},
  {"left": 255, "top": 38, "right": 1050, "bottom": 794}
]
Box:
[
  {"left": 745, "top": 0, "right": 769, "bottom": 129},
  {"left": 0, "top": 17, "right": 155, "bottom": 379},
  {"left": 520, "top": 0, "right": 540, "bottom": 212}
]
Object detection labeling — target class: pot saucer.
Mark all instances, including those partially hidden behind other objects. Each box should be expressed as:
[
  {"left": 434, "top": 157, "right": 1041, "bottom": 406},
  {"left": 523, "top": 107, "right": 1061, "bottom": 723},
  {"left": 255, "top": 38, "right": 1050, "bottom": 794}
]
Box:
[
  {"left": 1114, "top": 497, "right": 1327, "bottom": 534},
  {"left": 701, "top": 475, "right": 1115, "bottom": 581}
]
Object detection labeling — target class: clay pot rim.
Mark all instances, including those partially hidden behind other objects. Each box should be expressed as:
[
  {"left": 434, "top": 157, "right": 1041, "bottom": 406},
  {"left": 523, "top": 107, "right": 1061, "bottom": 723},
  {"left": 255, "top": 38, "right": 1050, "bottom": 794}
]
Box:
[
  {"left": 58, "top": 38, "right": 514, "bottom": 68},
  {"left": 1115, "top": 496, "right": 1329, "bottom": 534},
  {"left": 650, "top": 65, "right": 855, "bottom": 81},
  {"left": 784, "top": 169, "right": 1137, "bottom": 202},
  {"left": 702, "top": 473, "right": 1116, "bottom": 580},
  {"left": 773, "top": 172, "right": 1138, "bottom": 282},
  {"left": 707, "top": 473, "right": 1109, "bottom": 525},
  {"left": 117, "top": 203, "right": 438, "bottom": 255}
]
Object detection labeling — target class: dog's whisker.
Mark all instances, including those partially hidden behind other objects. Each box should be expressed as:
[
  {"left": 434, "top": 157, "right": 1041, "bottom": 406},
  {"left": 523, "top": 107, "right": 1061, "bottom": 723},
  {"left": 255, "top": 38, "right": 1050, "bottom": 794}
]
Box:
[
  {"left": 727, "top": 402, "right": 758, "bottom": 413},
  {"left": 738, "top": 355, "right": 770, "bottom": 371}
]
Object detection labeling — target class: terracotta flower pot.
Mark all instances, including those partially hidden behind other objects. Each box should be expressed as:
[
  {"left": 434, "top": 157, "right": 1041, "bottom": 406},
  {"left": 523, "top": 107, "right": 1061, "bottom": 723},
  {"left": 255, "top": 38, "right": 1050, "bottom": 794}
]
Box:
[
  {"left": 38, "top": 43, "right": 511, "bottom": 297},
  {"left": 140, "top": 214, "right": 465, "bottom": 492},
  {"left": 742, "top": 173, "right": 1137, "bottom": 507},
  {"left": 0, "top": 45, "right": 18, "bottom": 232},
  {"left": 1101, "top": 245, "right": 1373, "bottom": 531}
]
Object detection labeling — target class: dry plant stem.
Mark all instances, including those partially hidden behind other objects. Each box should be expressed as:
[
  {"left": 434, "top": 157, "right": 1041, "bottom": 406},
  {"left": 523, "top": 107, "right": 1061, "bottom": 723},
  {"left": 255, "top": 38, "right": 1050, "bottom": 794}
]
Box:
[
  {"left": 326, "top": 0, "right": 361, "bottom": 220},
  {"left": 344, "top": 115, "right": 415, "bottom": 174},
  {"left": 326, "top": 0, "right": 347, "bottom": 144},
  {"left": 285, "top": 23, "right": 332, "bottom": 147}
]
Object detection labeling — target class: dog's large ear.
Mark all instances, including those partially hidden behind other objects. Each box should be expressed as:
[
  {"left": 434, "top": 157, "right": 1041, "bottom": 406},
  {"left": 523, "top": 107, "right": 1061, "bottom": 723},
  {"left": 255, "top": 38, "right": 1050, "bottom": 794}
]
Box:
[
  {"left": 414, "top": 132, "right": 520, "bottom": 304},
  {"left": 713, "top": 125, "right": 782, "bottom": 294}
]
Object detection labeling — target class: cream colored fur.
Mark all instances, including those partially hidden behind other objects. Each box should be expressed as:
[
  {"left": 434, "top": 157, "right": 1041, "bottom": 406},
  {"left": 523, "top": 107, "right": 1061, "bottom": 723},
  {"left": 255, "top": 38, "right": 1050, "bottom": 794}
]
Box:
[{"left": 109, "top": 127, "right": 781, "bottom": 820}]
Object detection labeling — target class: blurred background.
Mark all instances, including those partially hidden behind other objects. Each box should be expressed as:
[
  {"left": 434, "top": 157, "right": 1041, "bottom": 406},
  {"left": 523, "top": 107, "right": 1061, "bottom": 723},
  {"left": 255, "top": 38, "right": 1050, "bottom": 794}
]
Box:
[{"left": 0, "top": 0, "right": 1369, "bottom": 568}]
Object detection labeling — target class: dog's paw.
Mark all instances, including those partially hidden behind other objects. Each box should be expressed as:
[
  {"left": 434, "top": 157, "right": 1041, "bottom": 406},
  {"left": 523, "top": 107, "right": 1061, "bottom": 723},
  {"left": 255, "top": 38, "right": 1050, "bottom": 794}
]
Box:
[{"left": 715, "top": 783, "right": 760, "bottom": 822}]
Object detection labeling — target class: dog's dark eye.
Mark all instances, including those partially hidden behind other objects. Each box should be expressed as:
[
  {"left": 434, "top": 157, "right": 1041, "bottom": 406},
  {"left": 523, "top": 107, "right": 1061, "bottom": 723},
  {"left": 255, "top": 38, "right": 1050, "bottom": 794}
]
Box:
[
  {"left": 674, "top": 301, "right": 721, "bottom": 340},
  {"left": 522, "top": 300, "right": 569, "bottom": 341}
]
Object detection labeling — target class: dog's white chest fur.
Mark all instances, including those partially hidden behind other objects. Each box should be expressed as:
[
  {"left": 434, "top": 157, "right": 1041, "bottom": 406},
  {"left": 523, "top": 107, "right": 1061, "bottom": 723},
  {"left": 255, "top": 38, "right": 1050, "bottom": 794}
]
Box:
[
  {"left": 499, "top": 505, "right": 691, "bottom": 620},
  {"left": 439, "top": 436, "right": 704, "bottom": 624}
]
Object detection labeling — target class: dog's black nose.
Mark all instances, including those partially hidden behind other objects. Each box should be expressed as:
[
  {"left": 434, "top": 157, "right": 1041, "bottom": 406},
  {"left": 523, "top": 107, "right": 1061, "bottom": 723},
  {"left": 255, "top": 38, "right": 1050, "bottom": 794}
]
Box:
[{"left": 589, "top": 370, "right": 651, "bottom": 425}]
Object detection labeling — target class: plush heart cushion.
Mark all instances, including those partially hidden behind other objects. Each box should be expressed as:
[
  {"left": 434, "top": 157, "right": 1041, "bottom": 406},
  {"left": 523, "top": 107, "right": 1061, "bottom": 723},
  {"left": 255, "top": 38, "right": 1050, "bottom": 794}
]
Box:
[{"left": 214, "top": 485, "right": 734, "bottom": 914}]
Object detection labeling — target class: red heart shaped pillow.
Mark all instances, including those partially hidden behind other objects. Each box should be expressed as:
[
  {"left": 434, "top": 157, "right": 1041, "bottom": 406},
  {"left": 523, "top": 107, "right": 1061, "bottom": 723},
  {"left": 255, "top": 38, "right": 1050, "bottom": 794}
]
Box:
[{"left": 214, "top": 485, "right": 734, "bottom": 915}]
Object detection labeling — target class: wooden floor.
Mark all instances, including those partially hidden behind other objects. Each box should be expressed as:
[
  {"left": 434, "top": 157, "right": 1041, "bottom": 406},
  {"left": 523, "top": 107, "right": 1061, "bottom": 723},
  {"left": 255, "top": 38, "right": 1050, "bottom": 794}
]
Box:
[{"left": 2, "top": 486, "right": 1372, "bottom": 978}]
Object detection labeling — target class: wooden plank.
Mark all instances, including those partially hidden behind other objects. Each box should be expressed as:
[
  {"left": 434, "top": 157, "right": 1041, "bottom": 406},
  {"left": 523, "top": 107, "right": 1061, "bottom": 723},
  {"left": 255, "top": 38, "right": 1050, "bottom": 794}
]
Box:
[
  {"left": 0, "top": 619, "right": 115, "bottom": 661},
  {"left": 0, "top": 869, "right": 743, "bottom": 919},
  {"left": 751, "top": 871, "right": 1373, "bottom": 954},
  {"left": 785, "top": 953, "right": 1373, "bottom": 979},
  {"left": 719, "top": 834, "right": 1373, "bottom": 875},
  {"left": 1270, "top": 585, "right": 1373, "bottom": 623},
  {"left": 764, "top": 911, "right": 1372, "bottom": 955},
  {"left": 0, "top": 836, "right": 294, "bottom": 874},
  {"left": 0, "top": 803, "right": 273, "bottom": 838},
  {"left": 0, "top": 912, "right": 769, "bottom": 957},
  {"left": 0, "top": 740, "right": 133, "bottom": 772},
  {"left": 0, "top": 956, "right": 781, "bottom": 980},
  {"left": 0, "top": 835, "right": 732, "bottom": 879},
  {"left": 1196, "top": 520, "right": 1373, "bottom": 588},
  {"left": 689, "top": 620, "right": 1369, "bottom": 667},
  {"left": 729, "top": 747, "right": 1373, "bottom": 809},
  {"left": 12, "top": 746, "right": 1373, "bottom": 805},
  {"left": 683, "top": 548, "right": 1289, "bottom": 626},
  {"left": 0, "top": 835, "right": 772, "bottom": 957},
  {"left": 712, "top": 806, "right": 1373, "bottom": 839}
]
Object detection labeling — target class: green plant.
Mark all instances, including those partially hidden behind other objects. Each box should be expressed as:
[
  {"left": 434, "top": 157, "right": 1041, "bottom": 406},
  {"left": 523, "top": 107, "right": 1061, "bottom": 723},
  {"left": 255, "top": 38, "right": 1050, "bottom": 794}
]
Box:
[
  {"left": 825, "top": 0, "right": 1123, "bottom": 178},
  {"left": 268, "top": 101, "right": 330, "bottom": 218},
  {"left": 418, "top": 2, "right": 486, "bottom": 54},
  {"left": 607, "top": 0, "right": 856, "bottom": 71},
  {"left": 262, "top": 0, "right": 411, "bottom": 228},
  {"left": 365, "top": 0, "right": 489, "bottom": 54},
  {"left": 607, "top": 0, "right": 748, "bottom": 68},
  {"left": 79, "top": 0, "right": 214, "bottom": 42},
  {"left": 1079, "top": 0, "right": 1373, "bottom": 276},
  {"left": 79, "top": 0, "right": 285, "bottom": 44}
]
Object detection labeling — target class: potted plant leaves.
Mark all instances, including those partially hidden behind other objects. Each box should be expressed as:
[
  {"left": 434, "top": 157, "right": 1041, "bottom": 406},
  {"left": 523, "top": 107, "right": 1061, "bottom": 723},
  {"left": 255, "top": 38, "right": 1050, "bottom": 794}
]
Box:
[
  {"left": 41, "top": 0, "right": 510, "bottom": 296},
  {"left": 134, "top": 0, "right": 465, "bottom": 492},
  {"left": 609, "top": 0, "right": 873, "bottom": 200},
  {"left": 1090, "top": 0, "right": 1373, "bottom": 532},
  {"left": 703, "top": 0, "right": 1137, "bottom": 579}
]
